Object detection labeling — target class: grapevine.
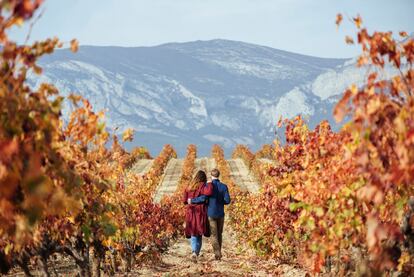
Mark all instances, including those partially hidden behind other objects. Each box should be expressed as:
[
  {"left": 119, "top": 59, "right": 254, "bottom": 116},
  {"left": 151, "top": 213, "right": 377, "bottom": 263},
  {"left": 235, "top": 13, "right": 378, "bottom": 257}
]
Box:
[{"left": 1, "top": 1, "right": 414, "bottom": 275}]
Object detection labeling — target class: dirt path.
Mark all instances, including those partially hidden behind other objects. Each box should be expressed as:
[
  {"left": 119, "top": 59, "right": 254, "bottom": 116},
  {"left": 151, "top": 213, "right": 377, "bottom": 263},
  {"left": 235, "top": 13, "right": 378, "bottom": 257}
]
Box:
[
  {"left": 130, "top": 159, "right": 153, "bottom": 175},
  {"left": 154, "top": 158, "right": 184, "bottom": 203},
  {"left": 258, "top": 158, "right": 277, "bottom": 166},
  {"left": 227, "top": 159, "right": 260, "bottom": 193},
  {"left": 195, "top": 158, "right": 217, "bottom": 180},
  {"left": 135, "top": 225, "right": 306, "bottom": 276}
]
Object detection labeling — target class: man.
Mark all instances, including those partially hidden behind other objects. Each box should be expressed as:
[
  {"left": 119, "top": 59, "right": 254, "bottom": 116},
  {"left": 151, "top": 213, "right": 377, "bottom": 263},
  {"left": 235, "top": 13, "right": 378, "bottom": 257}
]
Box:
[{"left": 190, "top": 168, "right": 231, "bottom": 260}]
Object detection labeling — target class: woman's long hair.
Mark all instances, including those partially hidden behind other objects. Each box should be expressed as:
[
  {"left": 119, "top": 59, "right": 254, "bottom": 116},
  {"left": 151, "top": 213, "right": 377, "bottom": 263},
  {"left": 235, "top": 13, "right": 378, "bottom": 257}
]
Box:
[{"left": 188, "top": 170, "right": 207, "bottom": 191}]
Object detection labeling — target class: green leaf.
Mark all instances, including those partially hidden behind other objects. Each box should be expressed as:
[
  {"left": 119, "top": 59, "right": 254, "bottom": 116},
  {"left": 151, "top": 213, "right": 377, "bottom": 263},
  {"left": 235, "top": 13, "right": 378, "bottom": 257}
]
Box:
[
  {"left": 314, "top": 207, "right": 324, "bottom": 217},
  {"left": 103, "top": 222, "right": 117, "bottom": 237},
  {"left": 289, "top": 201, "right": 308, "bottom": 212},
  {"left": 81, "top": 224, "right": 92, "bottom": 242}
]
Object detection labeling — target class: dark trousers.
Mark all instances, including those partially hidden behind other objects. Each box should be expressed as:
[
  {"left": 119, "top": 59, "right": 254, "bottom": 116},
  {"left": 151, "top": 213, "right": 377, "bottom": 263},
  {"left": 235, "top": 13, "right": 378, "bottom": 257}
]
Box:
[{"left": 208, "top": 217, "right": 224, "bottom": 258}]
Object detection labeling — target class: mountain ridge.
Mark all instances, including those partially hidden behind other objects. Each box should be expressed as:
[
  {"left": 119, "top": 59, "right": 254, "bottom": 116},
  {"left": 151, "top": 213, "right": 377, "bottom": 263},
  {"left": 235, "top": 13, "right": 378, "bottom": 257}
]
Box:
[
  {"left": 29, "top": 39, "right": 363, "bottom": 156},
  {"left": 71, "top": 39, "right": 350, "bottom": 62}
]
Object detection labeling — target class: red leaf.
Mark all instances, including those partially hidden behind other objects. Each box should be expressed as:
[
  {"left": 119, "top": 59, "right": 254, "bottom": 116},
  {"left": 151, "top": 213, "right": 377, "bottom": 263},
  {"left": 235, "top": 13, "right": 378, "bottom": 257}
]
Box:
[{"left": 0, "top": 138, "right": 19, "bottom": 163}]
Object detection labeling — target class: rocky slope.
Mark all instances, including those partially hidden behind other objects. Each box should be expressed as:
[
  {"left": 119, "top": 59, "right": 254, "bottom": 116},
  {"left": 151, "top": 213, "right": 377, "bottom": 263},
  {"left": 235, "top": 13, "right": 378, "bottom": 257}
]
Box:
[{"left": 29, "top": 39, "right": 374, "bottom": 156}]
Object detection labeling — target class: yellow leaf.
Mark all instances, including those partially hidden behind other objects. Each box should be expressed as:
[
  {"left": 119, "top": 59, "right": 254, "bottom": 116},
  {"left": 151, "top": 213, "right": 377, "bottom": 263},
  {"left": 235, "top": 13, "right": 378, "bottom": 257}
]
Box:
[
  {"left": 398, "top": 251, "right": 410, "bottom": 272},
  {"left": 122, "top": 128, "right": 134, "bottom": 142},
  {"left": 367, "top": 97, "right": 381, "bottom": 115},
  {"left": 353, "top": 15, "right": 362, "bottom": 29},
  {"left": 4, "top": 244, "right": 12, "bottom": 255},
  {"left": 350, "top": 84, "right": 358, "bottom": 95},
  {"left": 15, "top": 17, "right": 24, "bottom": 27}
]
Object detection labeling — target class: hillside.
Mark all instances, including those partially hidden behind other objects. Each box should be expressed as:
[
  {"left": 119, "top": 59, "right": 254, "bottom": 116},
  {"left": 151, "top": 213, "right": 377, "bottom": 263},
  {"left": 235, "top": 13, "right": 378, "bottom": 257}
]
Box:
[{"left": 28, "top": 39, "right": 360, "bottom": 156}]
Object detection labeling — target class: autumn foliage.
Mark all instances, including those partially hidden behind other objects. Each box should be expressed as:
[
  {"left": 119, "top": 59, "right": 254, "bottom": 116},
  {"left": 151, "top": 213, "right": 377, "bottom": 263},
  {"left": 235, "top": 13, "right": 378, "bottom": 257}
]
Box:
[
  {"left": 232, "top": 145, "right": 255, "bottom": 169},
  {"left": 225, "top": 18, "right": 414, "bottom": 274},
  {"left": 0, "top": 1, "right": 181, "bottom": 275},
  {"left": 1, "top": 1, "right": 414, "bottom": 275}
]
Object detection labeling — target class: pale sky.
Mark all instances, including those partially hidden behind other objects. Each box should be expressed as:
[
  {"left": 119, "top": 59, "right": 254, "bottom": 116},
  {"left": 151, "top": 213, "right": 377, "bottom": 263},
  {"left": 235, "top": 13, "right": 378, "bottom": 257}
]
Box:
[{"left": 9, "top": 0, "right": 414, "bottom": 58}]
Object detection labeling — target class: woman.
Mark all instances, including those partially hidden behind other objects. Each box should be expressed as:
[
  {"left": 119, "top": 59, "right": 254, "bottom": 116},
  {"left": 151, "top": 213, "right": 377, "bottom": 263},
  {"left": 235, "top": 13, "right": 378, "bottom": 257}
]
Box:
[{"left": 183, "top": 170, "right": 212, "bottom": 261}]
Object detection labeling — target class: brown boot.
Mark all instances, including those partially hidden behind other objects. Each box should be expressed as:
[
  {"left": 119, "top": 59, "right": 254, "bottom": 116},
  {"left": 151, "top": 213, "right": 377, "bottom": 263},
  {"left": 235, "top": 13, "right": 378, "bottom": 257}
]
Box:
[{"left": 191, "top": 252, "right": 197, "bottom": 263}]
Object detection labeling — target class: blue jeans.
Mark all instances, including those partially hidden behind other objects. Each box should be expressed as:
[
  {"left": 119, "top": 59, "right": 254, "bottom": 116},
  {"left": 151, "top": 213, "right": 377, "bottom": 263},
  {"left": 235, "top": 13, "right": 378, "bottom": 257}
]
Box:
[{"left": 190, "top": 235, "right": 202, "bottom": 255}]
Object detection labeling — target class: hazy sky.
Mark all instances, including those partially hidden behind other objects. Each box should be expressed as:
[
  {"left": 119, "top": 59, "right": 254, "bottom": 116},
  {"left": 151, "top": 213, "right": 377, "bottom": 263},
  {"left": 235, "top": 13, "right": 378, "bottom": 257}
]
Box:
[{"left": 9, "top": 0, "right": 414, "bottom": 58}]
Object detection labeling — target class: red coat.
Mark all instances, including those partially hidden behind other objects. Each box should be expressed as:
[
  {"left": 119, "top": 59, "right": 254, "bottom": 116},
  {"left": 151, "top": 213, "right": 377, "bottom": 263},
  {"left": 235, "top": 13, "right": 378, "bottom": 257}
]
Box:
[{"left": 183, "top": 182, "right": 213, "bottom": 238}]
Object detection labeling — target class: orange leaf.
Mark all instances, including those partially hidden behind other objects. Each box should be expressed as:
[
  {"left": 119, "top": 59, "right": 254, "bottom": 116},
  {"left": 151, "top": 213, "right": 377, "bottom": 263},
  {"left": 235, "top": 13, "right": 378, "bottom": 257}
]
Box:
[
  {"left": 399, "top": 31, "right": 408, "bottom": 37},
  {"left": 353, "top": 15, "right": 362, "bottom": 29},
  {"left": 68, "top": 94, "right": 82, "bottom": 105},
  {"left": 277, "top": 116, "right": 283, "bottom": 128},
  {"left": 0, "top": 138, "right": 19, "bottom": 163},
  {"left": 122, "top": 128, "right": 134, "bottom": 142},
  {"left": 345, "top": 36, "right": 354, "bottom": 44},
  {"left": 335, "top": 13, "right": 343, "bottom": 27},
  {"left": 357, "top": 55, "right": 368, "bottom": 66},
  {"left": 70, "top": 39, "right": 79, "bottom": 53},
  {"left": 313, "top": 253, "right": 325, "bottom": 273},
  {"left": 367, "top": 72, "right": 377, "bottom": 85},
  {"left": 333, "top": 89, "right": 352, "bottom": 123},
  {"left": 0, "top": 163, "right": 6, "bottom": 181}
]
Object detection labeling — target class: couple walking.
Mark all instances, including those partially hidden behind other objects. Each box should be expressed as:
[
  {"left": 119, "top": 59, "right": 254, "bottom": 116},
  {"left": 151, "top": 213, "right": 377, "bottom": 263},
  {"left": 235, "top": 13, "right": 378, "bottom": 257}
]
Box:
[{"left": 183, "top": 168, "right": 231, "bottom": 261}]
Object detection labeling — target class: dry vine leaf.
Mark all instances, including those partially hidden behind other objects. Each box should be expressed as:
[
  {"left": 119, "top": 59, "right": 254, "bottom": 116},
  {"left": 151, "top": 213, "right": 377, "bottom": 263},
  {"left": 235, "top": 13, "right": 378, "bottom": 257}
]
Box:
[
  {"left": 335, "top": 13, "right": 343, "bottom": 27},
  {"left": 345, "top": 36, "right": 354, "bottom": 44},
  {"left": 122, "top": 128, "right": 134, "bottom": 142},
  {"left": 353, "top": 15, "right": 362, "bottom": 28},
  {"left": 399, "top": 31, "right": 408, "bottom": 37},
  {"left": 70, "top": 39, "right": 79, "bottom": 52}
]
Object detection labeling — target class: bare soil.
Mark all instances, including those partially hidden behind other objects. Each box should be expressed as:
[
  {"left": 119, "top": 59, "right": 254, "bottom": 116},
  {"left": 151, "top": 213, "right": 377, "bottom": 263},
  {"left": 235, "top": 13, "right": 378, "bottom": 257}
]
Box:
[{"left": 133, "top": 226, "right": 307, "bottom": 277}]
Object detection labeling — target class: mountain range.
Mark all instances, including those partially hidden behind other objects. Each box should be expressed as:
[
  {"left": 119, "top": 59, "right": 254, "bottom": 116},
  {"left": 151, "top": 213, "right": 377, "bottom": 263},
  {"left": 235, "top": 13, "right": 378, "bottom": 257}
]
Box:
[{"left": 28, "top": 39, "right": 382, "bottom": 156}]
